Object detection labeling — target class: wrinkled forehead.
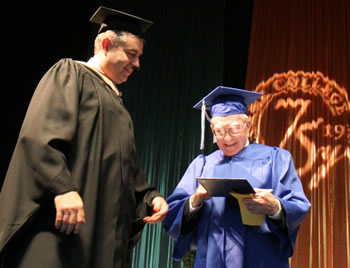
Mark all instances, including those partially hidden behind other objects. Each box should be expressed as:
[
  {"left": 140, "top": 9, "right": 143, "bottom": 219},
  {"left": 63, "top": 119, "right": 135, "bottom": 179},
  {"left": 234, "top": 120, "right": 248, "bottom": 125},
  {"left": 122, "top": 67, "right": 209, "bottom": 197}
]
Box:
[{"left": 211, "top": 114, "right": 245, "bottom": 127}]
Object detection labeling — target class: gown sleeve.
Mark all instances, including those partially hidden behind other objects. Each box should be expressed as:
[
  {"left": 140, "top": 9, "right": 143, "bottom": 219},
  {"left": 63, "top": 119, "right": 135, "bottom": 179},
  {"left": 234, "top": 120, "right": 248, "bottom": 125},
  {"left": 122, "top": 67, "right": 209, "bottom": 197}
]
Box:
[
  {"left": 126, "top": 124, "right": 163, "bottom": 249},
  {"left": 181, "top": 199, "right": 203, "bottom": 235},
  {"left": 10, "top": 59, "right": 81, "bottom": 196},
  {"left": 266, "top": 148, "right": 311, "bottom": 258},
  {"left": 163, "top": 154, "right": 206, "bottom": 260},
  {"left": 128, "top": 156, "right": 162, "bottom": 249},
  {"left": 0, "top": 59, "right": 82, "bottom": 252}
]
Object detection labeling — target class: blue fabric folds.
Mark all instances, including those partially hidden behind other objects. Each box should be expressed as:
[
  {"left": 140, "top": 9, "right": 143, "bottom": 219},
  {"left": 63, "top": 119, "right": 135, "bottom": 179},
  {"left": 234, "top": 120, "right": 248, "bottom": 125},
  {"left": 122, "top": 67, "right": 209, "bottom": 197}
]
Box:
[{"left": 163, "top": 143, "right": 311, "bottom": 268}]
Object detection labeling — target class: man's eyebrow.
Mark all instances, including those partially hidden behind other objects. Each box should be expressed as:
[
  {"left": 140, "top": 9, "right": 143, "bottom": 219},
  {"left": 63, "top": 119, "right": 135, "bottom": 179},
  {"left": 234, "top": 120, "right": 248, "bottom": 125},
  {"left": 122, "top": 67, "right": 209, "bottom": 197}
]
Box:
[{"left": 125, "top": 48, "right": 143, "bottom": 56}]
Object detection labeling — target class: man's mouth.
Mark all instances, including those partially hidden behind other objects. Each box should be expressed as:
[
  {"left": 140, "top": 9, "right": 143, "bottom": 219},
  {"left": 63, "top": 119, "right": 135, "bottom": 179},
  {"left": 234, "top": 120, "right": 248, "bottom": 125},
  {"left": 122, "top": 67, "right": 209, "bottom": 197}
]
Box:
[
  {"left": 124, "top": 68, "right": 133, "bottom": 76},
  {"left": 225, "top": 143, "right": 236, "bottom": 148}
]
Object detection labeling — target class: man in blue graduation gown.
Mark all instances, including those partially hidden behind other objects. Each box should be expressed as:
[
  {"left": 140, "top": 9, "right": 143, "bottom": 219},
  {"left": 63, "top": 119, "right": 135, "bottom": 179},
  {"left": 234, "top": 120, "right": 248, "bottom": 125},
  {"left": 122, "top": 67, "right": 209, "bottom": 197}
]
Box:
[{"left": 163, "top": 86, "right": 311, "bottom": 268}]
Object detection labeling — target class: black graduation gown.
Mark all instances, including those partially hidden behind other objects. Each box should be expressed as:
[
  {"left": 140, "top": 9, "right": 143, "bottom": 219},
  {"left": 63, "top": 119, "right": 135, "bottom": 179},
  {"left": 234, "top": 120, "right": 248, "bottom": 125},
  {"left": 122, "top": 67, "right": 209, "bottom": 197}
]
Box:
[{"left": 0, "top": 59, "right": 161, "bottom": 268}]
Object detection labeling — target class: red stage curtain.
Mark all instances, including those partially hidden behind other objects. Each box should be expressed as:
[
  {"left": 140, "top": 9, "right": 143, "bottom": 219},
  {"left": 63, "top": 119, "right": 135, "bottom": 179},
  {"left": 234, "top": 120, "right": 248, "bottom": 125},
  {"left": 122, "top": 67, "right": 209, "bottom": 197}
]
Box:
[{"left": 245, "top": 0, "right": 350, "bottom": 267}]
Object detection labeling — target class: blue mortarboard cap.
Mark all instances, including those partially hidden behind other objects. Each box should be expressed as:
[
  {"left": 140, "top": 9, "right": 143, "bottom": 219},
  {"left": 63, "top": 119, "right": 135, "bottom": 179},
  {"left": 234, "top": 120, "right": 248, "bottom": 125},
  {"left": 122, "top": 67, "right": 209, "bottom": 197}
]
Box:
[
  {"left": 193, "top": 86, "right": 263, "bottom": 150},
  {"left": 193, "top": 86, "right": 263, "bottom": 116}
]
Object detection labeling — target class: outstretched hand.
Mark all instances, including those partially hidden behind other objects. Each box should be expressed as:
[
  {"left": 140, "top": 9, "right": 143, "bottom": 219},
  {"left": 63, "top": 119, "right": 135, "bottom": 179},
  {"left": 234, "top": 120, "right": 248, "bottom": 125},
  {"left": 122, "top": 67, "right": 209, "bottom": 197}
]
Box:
[
  {"left": 54, "top": 191, "right": 86, "bottom": 235},
  {"left": 143, "top": 196, "right": 168, "bottom": 224}
]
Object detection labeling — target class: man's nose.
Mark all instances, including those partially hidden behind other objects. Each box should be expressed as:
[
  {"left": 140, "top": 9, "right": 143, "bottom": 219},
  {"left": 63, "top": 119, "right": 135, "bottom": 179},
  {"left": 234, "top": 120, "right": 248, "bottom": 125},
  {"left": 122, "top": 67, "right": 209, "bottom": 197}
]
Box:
[
  {"left": 132, "top": 57, "right": 140, "bottom": 69},
  {"left": 223, "top": 132, "right": 234, "bottom": 140}
]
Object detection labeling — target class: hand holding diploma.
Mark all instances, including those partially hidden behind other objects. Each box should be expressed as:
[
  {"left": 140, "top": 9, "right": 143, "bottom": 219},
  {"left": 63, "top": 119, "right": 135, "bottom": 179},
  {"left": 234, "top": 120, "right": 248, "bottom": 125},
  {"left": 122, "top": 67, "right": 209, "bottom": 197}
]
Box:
[
  {"left": 190, "top": 184, "right": 211, "bottom": 208},
  {"left": 242, "top": 188, "right": 280, "bottom": 216},
  {"left": 231, "top": 188, "right": 281, "bottom": 226}
]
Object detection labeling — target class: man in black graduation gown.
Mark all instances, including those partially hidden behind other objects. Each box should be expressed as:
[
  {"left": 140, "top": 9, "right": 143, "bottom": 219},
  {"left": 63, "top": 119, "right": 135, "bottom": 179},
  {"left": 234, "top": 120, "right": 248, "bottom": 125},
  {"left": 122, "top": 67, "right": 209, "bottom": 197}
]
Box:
[{"left": 0, "top": 6, "right": 168, "bottom": 268}]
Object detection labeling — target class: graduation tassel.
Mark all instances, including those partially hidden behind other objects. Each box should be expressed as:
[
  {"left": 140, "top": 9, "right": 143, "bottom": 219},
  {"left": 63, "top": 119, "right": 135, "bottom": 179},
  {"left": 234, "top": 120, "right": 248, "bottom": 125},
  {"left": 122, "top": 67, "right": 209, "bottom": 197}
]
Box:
[
  {"left": 200, "top": 100, "right": 206, "bottom": 150},
  {"left": 204, "top": 108, "right": 216, "bottom": 144}
]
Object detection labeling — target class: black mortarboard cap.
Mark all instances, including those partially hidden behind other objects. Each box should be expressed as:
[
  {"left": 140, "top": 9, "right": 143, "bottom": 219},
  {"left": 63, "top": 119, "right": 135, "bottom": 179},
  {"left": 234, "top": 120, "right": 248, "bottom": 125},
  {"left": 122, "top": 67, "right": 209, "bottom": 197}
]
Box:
[{"left": 90, "top": 6, "right": 153, "bottom": 36}]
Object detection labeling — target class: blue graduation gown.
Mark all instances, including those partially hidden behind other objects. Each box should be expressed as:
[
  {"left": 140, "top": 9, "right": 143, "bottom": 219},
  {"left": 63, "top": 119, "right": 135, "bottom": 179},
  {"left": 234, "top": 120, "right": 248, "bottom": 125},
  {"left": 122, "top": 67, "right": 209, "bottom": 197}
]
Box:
[{"left": 163, "top": 143, "right": 311, "bottom": 268}]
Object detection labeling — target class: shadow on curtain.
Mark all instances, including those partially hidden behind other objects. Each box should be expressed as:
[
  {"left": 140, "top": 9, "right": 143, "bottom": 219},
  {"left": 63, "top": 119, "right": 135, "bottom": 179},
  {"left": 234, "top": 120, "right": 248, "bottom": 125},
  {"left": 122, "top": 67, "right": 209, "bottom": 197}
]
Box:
[{"left": 245, "top": 0, "right": 350, "bottom": 267}]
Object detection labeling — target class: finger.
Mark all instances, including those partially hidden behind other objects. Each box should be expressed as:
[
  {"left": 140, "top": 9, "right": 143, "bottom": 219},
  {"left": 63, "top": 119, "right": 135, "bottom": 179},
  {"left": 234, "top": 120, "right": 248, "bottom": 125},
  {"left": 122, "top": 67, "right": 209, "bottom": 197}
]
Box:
[
  {"left": 65, "top": 212, "right": 77, "bottom": 235},
  {"left": 155, "top": 204, "right": 168, "bottom": 221},
  {"left": 245, "top": 204, "right": 254, "bottom": 213},
  {"left": 242, "top": 198, "right": 254, "bottom": 206},
  {"left": 74, "top": 222, "right": 83, "bottom": 234},
  {"left": 143, "top": 215, "right": 157, "bottom": 224},
  {"left": 254, "top": 188, "right": 273, "bottom": 193},
  {"left": 149, "top": 212, "right": 162, "bottom": 223},
  {"left": 77, "top": 208, "right": 86, "bottom": 224},
  {"left": 65, "top": 224, "right": 75, "bottom": 235},
  {"left": 245, "top": 201, "right": 258, "bottom": 211},
  {"left": 245, "top": 203, "right": 253, "bottom": 210},
  {"left": 154, "top": 205, "right": 168, "bottom": 221},
  {"left": 143, "top": 210, "right": 165, "bottom": 224},
  {"left": 156, "top": 214, "right": 166, "bottom": 222},
  {"left": 143, "top": 214, "right": 162, "bottom": 224},
  {"left": 197, "top": 188, "right": 208, "bottom": 195},
  {"left": 55, "top": 220, "right": 62, "bottom": 231},
  {"left": 55, "top": 209, "right": 63, "bottom": 230},
  {"left": 59, "top": 211, "right": 70, "bottom": 233},
  {"left": 247, "top": 205, "right": 261, "bottom": 214},
  {"left": 152, "top": 200, "right": 162, "bottom": 213},
  {"left": 60, "top": 222, "right": 68, "bottom": 233},
  {"left": 247, "top": 205, "right": 254, "bottom": 212},
  {"left": 198, "top": 184, "right": 206, "bottom": 191},
  {"left": 74, "top": 209, "right": 86, "bottom": 234},
  {"left": 143, "top": 216, "right": 153, "bottom": 223},
  {"left": 253, "top": 189, "right": 273, "bottom": 198},
  {"left": 199, "top": 192, "right": 210, "bottom": 199}
]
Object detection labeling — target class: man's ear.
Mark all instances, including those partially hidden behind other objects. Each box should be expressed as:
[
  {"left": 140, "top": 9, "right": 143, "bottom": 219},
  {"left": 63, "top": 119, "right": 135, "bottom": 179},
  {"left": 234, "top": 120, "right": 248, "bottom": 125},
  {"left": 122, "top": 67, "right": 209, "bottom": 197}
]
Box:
[
  {"left": 102, "top": 38, "right": 110, "bottom": 52},
  {"left": 246, "top": 119, "right": 252, "bottom": 130}
]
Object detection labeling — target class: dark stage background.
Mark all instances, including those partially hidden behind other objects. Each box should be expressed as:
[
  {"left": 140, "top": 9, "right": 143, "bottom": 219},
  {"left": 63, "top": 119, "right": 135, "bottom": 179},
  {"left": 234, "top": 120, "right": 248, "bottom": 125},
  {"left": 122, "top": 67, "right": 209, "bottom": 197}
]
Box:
[
  {"left": 1, "top": 1, "right": 253, "bottom": 185},
  {"left": 1, "top": 0, "right": 253, "bottom": 267},
  {"left": 4, "top": 1, "right": 349, "bottom": 268}
]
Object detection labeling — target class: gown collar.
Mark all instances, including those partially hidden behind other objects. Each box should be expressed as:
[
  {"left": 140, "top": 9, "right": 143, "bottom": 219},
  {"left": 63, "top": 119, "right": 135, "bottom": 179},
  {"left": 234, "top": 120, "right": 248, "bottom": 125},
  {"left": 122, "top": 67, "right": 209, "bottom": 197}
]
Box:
[
  {"left": 78, "top": 57, "right": 122, "bottom": 97},
  {"left": 220, "top": 138, "right": 250, "bottom": 161}
]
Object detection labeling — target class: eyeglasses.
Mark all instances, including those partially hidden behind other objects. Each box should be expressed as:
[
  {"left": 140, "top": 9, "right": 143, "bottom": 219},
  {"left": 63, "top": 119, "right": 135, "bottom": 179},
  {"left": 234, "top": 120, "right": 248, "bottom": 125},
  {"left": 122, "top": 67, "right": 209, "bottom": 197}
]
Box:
[{"left": 212, "top": 122, "right": 246, "bottom": 138}]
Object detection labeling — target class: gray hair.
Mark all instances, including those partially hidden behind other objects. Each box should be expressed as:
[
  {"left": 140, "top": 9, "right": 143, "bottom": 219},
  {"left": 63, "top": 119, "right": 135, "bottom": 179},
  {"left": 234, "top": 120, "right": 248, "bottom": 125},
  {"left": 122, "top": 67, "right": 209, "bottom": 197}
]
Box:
[
  {"left": 211, "top": 114, "right": 249, "bottom": 126},
  {"left": 94, "top": 30, "right": 131, "bottom": 55}
]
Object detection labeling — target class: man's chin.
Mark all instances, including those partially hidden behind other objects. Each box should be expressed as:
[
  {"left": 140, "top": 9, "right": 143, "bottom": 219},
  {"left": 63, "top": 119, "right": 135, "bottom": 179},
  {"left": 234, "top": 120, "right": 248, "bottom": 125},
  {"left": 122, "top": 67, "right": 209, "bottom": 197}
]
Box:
[
  {"left": 222, "top": 146, "right": 242, "bottom": 157},
  {"left": 115, "top": 76, "right": 128, "bottom": 85}
]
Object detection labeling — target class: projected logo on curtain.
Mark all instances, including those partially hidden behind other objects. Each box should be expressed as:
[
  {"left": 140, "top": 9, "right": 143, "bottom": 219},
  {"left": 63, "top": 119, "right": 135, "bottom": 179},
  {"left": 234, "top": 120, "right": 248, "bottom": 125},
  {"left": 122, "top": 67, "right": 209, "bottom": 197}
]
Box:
[{"left": 248, "top": 71, "right": 350, "bottom": 190}]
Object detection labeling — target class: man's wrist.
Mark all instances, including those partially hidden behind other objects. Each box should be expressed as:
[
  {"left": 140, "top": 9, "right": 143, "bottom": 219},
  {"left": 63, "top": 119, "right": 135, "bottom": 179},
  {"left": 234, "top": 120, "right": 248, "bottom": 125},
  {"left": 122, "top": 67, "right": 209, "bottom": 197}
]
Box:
[
  {"left": 268, "top": 200, "right": 282, "bottom": 220},
  {"left": 189, "top": 196, "right": 203, "bottom": 212}
]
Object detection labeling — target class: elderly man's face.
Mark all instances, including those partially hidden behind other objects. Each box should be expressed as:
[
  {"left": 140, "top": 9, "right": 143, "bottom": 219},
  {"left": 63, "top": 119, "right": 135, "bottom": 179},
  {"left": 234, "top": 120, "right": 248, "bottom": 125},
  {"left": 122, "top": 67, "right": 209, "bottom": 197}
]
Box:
[
  {"left": 210, "top": 114, "right": 250, "bottom": 157},
  {"left": 103, "top": 34, "right": 144, "bottom": 84}
]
